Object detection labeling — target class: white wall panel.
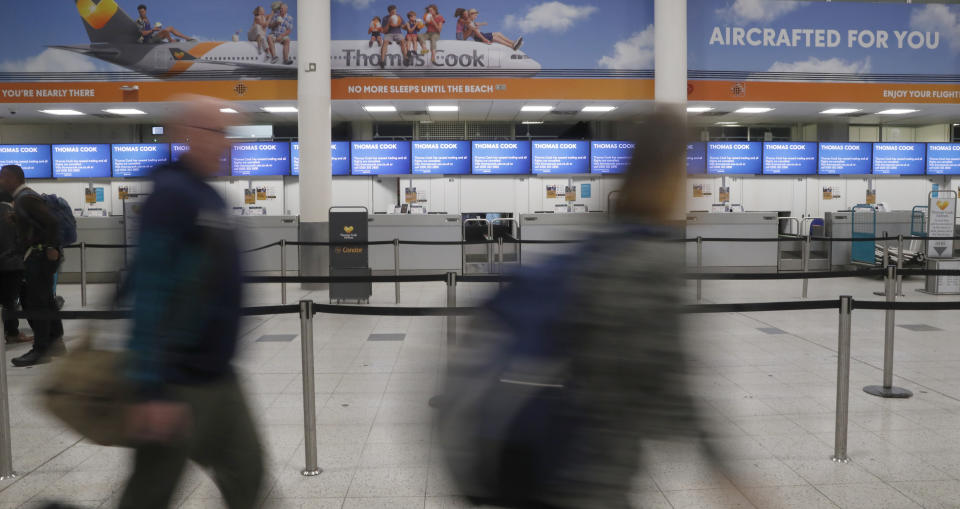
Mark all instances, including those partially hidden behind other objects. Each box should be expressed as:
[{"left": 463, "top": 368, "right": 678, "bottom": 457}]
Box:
[
  {"left": 916, "top": 124, "right": 950, "bottom": 142},
  {"left": 882, "top": 126, "right": 916, "bottom": 142}
]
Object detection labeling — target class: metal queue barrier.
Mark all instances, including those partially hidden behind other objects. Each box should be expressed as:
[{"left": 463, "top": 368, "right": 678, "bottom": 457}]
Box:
[{"left": 7, "top": 269, "right": 960, "bottom": 480}]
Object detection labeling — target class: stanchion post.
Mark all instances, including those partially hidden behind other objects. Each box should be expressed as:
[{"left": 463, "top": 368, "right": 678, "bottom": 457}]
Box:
[
  {"left": 896, "top": 234, "right": 904, "bottom": 296},
  {"left": 864, "top": 265, "right": 913, "bottom": 399},
  {"left": 393, "top": 239, "right": 400, "bottom": 304},
  {"left": 696, "top": 237, "right": 703, "bottom": 302},
  {"left": 446, "top": 272, "right": 457, "bottom": 346},
  {"left": 802, "top": 234, "right": 810, "bottom": 299},
  {"left": 0, "top": 306, "right": 15, "bottom": 480},
  {"left": 299, "top": 300, "right": 321, "bottom": 477},
  {"left": 882, "top": 232, "right": 889, "bottom": 268},
  {"left": 80, "top": 242, "right": 87, "bottom": 308},
  {"left": 280, "top": 239, "right": 287, "bottom": 305},
  {"left": 833, "top": 295, "right": 853, "bottom": 464}
]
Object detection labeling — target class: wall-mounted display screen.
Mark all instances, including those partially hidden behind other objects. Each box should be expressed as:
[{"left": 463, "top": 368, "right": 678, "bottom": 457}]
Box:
[
  {"left": 531, "top": 140, "right": 590, "bottom": 175},
  {"left": 291, "top": 142, "right": 350, "bottom": 176},
  {"left": 762, "top": 142, "right": 817, "bottom": 175},
  {"left": 591, "top": 141, "right": 634, "bottom": 175},
  {"left": 0, "top": 145, "right": 52, "bottom": 179},
  {"left": 412, "top": 141, "right": 471, "bottom": 175},
  {"left": 706, "top": 142, "right": 762, "bottom": 175},
  {"left": 52, "top": 144, "right": 111, "bottom": 178},
  {"left": 873, "top": 143, "right": 925, "bottom": 175},
  {"left": 111, "top": 143, "right": 170, "bottom": 178},
  {"left": 926, "top": 143, "right": 960, "bottom": 175},
  {"left": 231, "top": 142, "right": 291, "bottom": 177},
  {"left": 471, "top": 141, "right": 531, "bottom": 175},
  {"left": 351, "top": 141, "right": 411, "bottom": 175},
  {"left": 818, "top": 143, "right": 872, "bottom": 175},
  {"left": 686, "top": 142, "right": 706, "bottom": 175}
]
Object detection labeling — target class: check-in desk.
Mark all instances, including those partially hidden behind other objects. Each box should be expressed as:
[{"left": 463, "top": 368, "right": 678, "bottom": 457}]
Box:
[
  {"left": 236, "top": 215, "right": 299, "bottom": 273},
  {"left": 368, "top": 214, "right": 462, "bottom": 274},
  {"left": 61, "top": 217, "right": 126, "bottom": 283},
  {"left": 825, "top": 210, "right": 914, "bottom": 268},
  {"left": 685, "top": 212, "right": 780, "bottom": 272},
  {"left": 518, "top": 213, "right": 608, "bottom": 266}
]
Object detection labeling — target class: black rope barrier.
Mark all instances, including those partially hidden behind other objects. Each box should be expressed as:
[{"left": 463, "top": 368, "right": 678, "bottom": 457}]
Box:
[
  {"left": 241, "top": 242, "right": 282, "bottom": 254},
  {"left": 682, "top": 299, "right": 841, "bottom": 314},
  {"left": 855, "top": 300, "right": 960, "bottom": 311},
  {"left": 687, "top": 269, "right": 885, "bottom": 280},
  {"left": 244, "top": 274, "right": 450, "bottom": 284}
]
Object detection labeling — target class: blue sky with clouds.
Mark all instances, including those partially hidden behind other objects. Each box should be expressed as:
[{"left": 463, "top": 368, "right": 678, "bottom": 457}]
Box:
[
  {"left": 331, "top": 0, "right": 654, "bottom": 69},
  {"left": 690, "top": 0, "right": 960, "bottom": 75}
]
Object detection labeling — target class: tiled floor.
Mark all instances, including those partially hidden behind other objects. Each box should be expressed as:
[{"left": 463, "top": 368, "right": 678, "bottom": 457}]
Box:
[{"left": 4, "top": 274, "right": 960, "bottom": 507}]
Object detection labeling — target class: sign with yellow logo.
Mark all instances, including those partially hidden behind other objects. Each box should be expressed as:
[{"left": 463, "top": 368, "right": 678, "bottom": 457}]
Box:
[
  {"left": 866, "top": 189, "right": 877, "bottom": 205},
  {"left": 343, "top": 226, "right": 355, "bottom": 234}
]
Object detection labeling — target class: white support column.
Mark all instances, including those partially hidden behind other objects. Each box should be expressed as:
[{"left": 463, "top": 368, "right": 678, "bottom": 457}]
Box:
[
  {"left": 298, "top": 0, "right": 332, "bottom": 286},
  {"left": 654, "top": 0, "right": 687, "bottom": 109}
]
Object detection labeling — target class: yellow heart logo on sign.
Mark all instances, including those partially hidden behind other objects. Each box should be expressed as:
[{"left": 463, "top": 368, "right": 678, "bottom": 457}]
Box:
[
  {"left": 344, "top": 226, "right": 354, "bottom": 234},
  {"left": 938, "top": 200, "right": 951, "bottom": 211}
]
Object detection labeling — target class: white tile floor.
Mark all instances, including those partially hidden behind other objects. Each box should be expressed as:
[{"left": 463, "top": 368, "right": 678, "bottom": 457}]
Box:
[{"left": 4, "top": 274, "right": 960, "bottom": 507}]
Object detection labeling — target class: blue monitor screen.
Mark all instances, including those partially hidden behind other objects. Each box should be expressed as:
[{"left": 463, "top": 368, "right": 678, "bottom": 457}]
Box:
[
  {"left": 818, "top": 143, "right": 872, "bottom": 175},
  {"left": 231, "top": 142, "right": 291, "bottom": 177},
  {"left": 706, "top": 142, "right": 762, "bottom": 175},
  {"left": 591, "top": 141, "right": 634, "bottom": 174},
  {"left": 0, "top": 145, "right": 52, "bottom": 179},
  {"left": 471, "top": 141, "right": 531, "bottom": 175},
  {"left": 873, "top": 143, "right": 925, "bottom": 175},
  {"left": 686, "top": 142, "right": 706, "bottom": 175},
  {"left": 531, "top": 140, "right": 590, "bottom": 175},
  {"left": 111, "top": 143, "right": 170, "bottom": 178},
  {"left": 412, "top": 141, "right": 471, "bottom": 175},
  {"left": 351, "top": 141, "right": 411, "bottom": 175},
  {"left": 52, "top": 144, "right": 111, "bottom": 178},
  {"left": 926, "top": 143, "right": 960, "bottom": 175},
  {"left": 170, "top": 143, "right": 229, "bottom": 177},
  {"left": 762, "top": 142, "right": 817, "bottom": 175},
  {"left": 292, "top": 142, "right": 350, "bottom": 176}
]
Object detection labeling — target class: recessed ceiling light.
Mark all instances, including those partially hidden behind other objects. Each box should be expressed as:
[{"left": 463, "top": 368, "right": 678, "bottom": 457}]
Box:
[
  {"left": 427, "top": 105, "right": 458, "bottom": 112},
  {"left": 522, "top": 121, "right": 544, "bottom": 125},
  {"left": 521, "top": 105, "right": 554, "bottom": 112},
  {"left": 103, "top": 108, "right": 146, "bottom": 115},
  {"left": 877, "top": 109, "right": 918, "bottom": 115},
  {"left": 687, "top": 106, "right": 715, "bottom": 113},
  {"left": 581, "top": 105, "right": 617, "bottom": 112},
  {"left": 734, "top": 107, "right": 774, "bottom": 114},
  {"left": 821, "top": 108, "right": 861, "bottom": 115},
  {"left": 39, "top": 109, "right": 85, "bottom": 116},
  {"left": 363, "top": 105, "right": 397, "bottom": 112},
  {"left": 261, "top": 106, "right": 298, "bottom": 113},
  {"left": 220, "top": 108, "right": 239, "bottom": 114},
  {"left": 716, "top": 121, "right": 740, "bottom": 125}
]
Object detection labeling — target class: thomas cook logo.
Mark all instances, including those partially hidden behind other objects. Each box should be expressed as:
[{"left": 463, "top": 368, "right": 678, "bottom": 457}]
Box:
[
  {"left": 173, "top": 50, "right": 186, "bottom": 60},
  {"left": 77, "top": 0, "right": 119, "bottom": 29},
  {"left": 343, "top": 226, "right": 355, "bottom": 234},
  {"left": 937, "top": 200, "right": 951, "bottom": 211},
  {"left": 169, "top": 48, "right": 195, "bottom": 61}
]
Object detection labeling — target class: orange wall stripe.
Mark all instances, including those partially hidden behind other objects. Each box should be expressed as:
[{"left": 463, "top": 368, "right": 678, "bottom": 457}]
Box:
[{"left": 688, "top": 80, "right": 960, "bottom": 104}]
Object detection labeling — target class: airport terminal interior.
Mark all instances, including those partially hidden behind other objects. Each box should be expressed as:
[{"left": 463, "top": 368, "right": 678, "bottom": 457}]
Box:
[{"left": 8, "top": 0, "right": 960, "bottom": 507}]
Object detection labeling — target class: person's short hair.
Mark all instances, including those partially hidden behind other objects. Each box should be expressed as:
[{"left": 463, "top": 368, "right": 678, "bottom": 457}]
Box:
[
  {"left": 271, "top": 1, "right": 283, "bottom": 11},
  {"left": 373, "top": 16, "right": 381, "bottom": 21},
  {"left": 388, "top": 5, "right": 397, "bottom": 12},
  {"left": 408, "top": 10, "right": 416, "bottom": 17},
  {"left": 137, "top": 4, "right": 147, "bottom": 11},
  {"left": 428, "top": 4, "right": 438, "bottom": 12},
  {"left": 0, "top": 165, "right": 25, "bottom": 184},
  {"left": 253, "top": 6, "right": 262, "bottom": 15}
]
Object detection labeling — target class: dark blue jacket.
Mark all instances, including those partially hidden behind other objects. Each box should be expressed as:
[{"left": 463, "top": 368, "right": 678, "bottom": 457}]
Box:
[{"left": 126, "top": 163, "right": 242, "bottom": 399}]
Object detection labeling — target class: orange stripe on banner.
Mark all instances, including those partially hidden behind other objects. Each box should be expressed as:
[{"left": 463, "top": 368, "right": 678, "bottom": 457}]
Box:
[
  {"left": 331, "top": 78, "right": 654, "bottom": 101},
  {"left": 0, "top": 80, "right": 297, "bottom": 103},
  {"left": 688, "top": 81, "right": 960, "bottom": 104}
]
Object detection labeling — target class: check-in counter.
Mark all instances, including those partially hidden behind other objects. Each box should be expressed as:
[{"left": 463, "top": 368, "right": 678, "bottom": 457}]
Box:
[
  {"left": 825, "top": 210, "right": 914, "bottom": 268},
  {"left": 685, "top": 212, "right": 780, "bottom": 271},
  {"left": 61, "top": 217, "right": 126, "bottom": 282},
  {"left": 236, "top": 215, "right": 299, "bottom": 273},
  {"left": 519, "top": 213, "right": 608, "bottom": 266},
  {"left": 368, "top": 214, "right": 462, "bottom": 273}
]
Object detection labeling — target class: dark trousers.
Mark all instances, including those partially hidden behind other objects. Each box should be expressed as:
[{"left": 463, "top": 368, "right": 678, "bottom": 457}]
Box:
[
  {"left": 118, "top": 373, "right": 264, "bottom": 509},
  {"left": 0, "top": 270, "right": 22, "bottom": 337},
  {"left": 22, "top": 255, "right": 62, "bottom": 351}
]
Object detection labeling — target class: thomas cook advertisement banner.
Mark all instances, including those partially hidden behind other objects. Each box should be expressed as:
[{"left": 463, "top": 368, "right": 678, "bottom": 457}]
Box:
[
  {"left": 1, "top": 0, "right": 298, "bottom": 103},
  {"left": 0, "top": 0, "right": 653, "bottom": 103},
  {"left": 330, "top": 0, "right": 653, "bottom": 100},
  {"left": 688, "top": 0, "right": 960, "bottom": 104}
]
